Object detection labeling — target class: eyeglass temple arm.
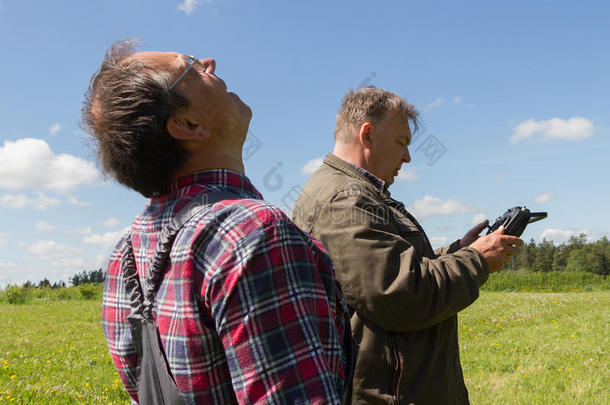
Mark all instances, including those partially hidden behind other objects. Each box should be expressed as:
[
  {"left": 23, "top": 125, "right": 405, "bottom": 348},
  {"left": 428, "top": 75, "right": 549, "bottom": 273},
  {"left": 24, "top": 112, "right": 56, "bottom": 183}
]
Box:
[{"left": 168, "top": 57, "right": 197, "bottom": 90}]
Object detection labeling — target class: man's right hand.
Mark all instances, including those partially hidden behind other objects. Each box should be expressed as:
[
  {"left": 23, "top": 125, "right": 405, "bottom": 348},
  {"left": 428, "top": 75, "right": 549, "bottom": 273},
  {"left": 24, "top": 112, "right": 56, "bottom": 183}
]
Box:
[{"left": 468, "top": 225, "right": 523, "bottom": 273}]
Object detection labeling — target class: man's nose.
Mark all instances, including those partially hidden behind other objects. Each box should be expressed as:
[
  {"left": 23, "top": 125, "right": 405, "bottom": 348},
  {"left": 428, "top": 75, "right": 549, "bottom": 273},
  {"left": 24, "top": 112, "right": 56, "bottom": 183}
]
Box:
[
  {"left": 199, "top": 58, "right": 216, "bottom": 74},
  {"left": 403, "top": 148, "right": 411, "bottom": 163}
]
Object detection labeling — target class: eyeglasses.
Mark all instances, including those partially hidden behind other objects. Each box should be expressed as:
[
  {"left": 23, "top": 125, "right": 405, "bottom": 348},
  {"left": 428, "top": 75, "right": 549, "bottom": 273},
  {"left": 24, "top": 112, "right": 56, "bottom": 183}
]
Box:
[{"left": 169, "top": 55, "right": 205, "bottom": 90}]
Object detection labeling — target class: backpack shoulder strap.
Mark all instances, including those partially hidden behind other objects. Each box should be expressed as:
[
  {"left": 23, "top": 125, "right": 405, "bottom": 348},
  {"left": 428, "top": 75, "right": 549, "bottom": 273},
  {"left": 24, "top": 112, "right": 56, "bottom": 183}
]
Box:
[
  {"left": 121, "top": 191, "right": 242, "bottom": 321},
  {"left": 119, "top": 191, "right": 241, "bottom": 405},
  {"left": 120, "top": 235, "right": 145, "bottom": 323}
]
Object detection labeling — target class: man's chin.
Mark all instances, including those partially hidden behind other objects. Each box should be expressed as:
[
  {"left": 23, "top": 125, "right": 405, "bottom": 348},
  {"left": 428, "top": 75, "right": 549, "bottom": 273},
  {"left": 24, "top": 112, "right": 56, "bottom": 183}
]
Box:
[
  {"left": 232, "top": 92, "right": 252, "bottom": 119},
  {"left": 244, "top": 103, "right": 253, "bottom": 120}
]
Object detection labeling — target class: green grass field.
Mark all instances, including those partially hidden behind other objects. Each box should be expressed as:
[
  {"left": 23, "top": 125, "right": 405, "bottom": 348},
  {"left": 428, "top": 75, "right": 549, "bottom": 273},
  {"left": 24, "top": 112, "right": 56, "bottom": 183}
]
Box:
[
  {"left": 0, "top": 300, "right": 130, "bottom": 404},
  {"left": 460, "top": 292, "right": 609, "bottom": 404},
  {"left": 0, "top": 292, "right": 608, "bottom": 404}
]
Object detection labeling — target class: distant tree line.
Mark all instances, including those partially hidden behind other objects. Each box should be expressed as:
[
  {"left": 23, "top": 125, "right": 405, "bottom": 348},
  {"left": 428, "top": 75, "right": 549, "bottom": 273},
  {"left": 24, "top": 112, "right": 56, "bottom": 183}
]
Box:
[
  {"left": 17, "top": 269, "right": 105, "bottom": 289},
  {"left": 70, "top": 269, "right": 105, "bottom": 286},
  {"left": 504, "top": 234, "right": 610, "bottom": 275}
]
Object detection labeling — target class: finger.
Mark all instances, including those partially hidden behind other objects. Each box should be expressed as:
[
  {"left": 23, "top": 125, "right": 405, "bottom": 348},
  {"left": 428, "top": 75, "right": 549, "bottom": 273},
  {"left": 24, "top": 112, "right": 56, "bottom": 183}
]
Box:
[
  {"left": 492, "top": 225, "right": 505, "bottom": 235},
  {"left": 471, "top": 220, "right": 489, "bottom": 234},
  {"left": 504, "top": 246, "right": 517, "bottom": 256},
  {"left": 501, "top": 236, "right": 524, "bottom": 247}
]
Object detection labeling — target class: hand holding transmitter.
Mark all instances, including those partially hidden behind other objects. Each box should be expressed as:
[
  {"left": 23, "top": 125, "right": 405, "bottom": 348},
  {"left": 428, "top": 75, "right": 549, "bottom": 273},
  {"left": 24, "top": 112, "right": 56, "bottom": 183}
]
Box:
[{"left": 486, "top": 206, "right": 547, "bottom": 237}]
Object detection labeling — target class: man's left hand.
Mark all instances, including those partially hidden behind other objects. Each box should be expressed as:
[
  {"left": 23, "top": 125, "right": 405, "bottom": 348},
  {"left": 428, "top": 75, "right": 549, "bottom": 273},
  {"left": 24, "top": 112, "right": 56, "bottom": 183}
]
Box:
[{"left": 459, "top": 220, "right": 489, "bottom": 248}]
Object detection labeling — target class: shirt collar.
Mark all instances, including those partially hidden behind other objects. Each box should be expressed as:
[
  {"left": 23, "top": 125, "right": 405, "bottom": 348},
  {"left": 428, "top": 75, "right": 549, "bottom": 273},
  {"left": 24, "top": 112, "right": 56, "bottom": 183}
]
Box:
[
  {"left": 341, "top": 159, "right": 390, "bottom": 197},
  {"left": 167, "top": 169, "right": 263, "bottom": 200}
]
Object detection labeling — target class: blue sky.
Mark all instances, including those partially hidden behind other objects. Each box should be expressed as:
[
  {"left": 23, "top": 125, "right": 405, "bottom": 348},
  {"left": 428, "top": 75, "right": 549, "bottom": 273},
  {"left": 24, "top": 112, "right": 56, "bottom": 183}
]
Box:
[{"left": 1, "top": 0, "right": 608, "bottom": 287}]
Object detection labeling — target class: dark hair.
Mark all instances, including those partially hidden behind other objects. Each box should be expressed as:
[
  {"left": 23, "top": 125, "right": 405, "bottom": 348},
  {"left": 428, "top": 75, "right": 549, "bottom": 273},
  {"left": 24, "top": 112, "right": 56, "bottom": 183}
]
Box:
[{"left": 82, "top": 40, "right": 190, "bottom": 197}]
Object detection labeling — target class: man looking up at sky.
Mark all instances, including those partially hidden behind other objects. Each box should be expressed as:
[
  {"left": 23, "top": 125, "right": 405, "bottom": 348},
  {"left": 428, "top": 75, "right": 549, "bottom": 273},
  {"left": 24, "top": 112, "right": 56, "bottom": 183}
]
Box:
[
  {"left": 292, "top": 87, "right": 523, "bottom": 404},
  {"left": 84, "top": 40, "right": 352, "bottom": 404}
]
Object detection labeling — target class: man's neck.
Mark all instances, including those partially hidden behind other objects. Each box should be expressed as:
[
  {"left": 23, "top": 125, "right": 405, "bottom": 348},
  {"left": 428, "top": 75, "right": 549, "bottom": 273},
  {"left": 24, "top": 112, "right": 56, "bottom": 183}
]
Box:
[
  {"left": 172, "top": 150, "right": 245, "bottom": 180},
  {"left": 332, "top": 145, "right": 366, "bottom": 171}
]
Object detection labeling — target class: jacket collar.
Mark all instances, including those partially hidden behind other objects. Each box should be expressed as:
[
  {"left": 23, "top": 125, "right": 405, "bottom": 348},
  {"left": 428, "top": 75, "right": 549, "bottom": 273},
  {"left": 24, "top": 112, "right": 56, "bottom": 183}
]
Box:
[{"left": 323, "top": 153, "right": 390, "bottom": 197}]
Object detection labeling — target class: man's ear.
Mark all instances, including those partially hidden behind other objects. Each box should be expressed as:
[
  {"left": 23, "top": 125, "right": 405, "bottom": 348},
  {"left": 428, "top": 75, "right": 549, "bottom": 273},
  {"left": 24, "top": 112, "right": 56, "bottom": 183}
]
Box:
[
  {"left": 166, "top": 116, "right": 210, "bottom": 142},
  {"left": 357, "top": 122, "right": 373, "bottom": 149}
]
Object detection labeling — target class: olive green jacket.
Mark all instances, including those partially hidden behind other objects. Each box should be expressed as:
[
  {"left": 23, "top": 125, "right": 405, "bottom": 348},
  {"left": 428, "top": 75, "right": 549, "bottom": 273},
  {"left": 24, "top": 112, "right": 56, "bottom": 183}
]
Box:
[{"left": 292, "top": 154, "right": 489, "bottom": 405}]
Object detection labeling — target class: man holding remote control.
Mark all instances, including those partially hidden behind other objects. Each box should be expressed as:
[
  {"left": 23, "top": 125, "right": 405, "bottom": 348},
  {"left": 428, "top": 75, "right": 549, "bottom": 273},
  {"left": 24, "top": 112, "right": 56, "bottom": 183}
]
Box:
[{"left": 292, "top": 87, "right": 523, "bottom": 404}]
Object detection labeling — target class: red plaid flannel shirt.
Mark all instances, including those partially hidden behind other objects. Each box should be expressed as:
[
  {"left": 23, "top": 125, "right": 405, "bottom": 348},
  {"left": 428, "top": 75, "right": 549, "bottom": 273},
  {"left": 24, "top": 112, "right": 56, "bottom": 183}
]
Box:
[{"left": 101, "top": 170, "right": 351, "bottom": 404}]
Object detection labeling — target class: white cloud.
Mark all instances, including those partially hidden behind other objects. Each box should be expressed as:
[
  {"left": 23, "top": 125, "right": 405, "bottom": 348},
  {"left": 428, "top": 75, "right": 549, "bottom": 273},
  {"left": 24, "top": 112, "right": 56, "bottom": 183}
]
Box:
[
  {"left": 395, "top": 166, "right": 417, "bottom": 181},
  {"left": 429, "top": 236, "right": 448, "bottom": 249},
  {"left": 0, "top": 192, "right": 61, "bottom": 210},
  {"left": 26, "top": 240, "right": 84, "bottom": 270},
  {"left": 539, "top": 228, "right": 574, "bottom": 244},
  {"left": 471, "top": 213, "right": 487, "bottom": 225},
  {"left": 83, "top": 228, "right": 129, "bottom": 249},
  {"left": 409, "top": 195, "right": 470, "bottom": 218},
  {"left": 422, "top": 97, "right": 443, "bottom": 113},
  {"left": 0, "top": 262, "right": 20, "bottom": 289},
  {"left": 24, "top": 240, "right": 87, "bottom": 283},
  {"left": 67, "top": 226, "right": 92, "bottom": 236},
  {"left": 29, "top": 193, "right": 61, "bottom": 210},
  {"left": 67, "top": 195, "right": 92, "bottom": 207},
  {"left": 35, "top": 221, "right": 57, "bottom": 232},
  {"left": 301, "top": 157, "right": 324, "bottom": 175},
  {"left": 1, "top": 240, "right": 103, "bottom": 287},
  {"left": 49, "top": 257, "right": 86, "bottom": 271},
  {"left": 49, "top": 123, "right": 61, "bottom": 135},
  {"left": 539, "top": 228, "right": 588, "bottom": 244},
  {"left": 177, "top": 0, "right": 213, "bottom": 15},
  {"left": 102, "top": 217, "right": 120, "bottom": 227},
  {"left": 0, "top": 194, "right": 28, "bottom": 208},
  {"left": 534, "top": 192, "right": 553, "bottom": 204},
  {"left": 0, "top": 232, "right": 7, "bottom": 246},
  {"left": 511, "top": 117, "right": 594, "bottom": 144},
  {"left": 0, "top": 138, "right": 99, "bottom": 193},
  {"left": 453, "top": 96, "right": 462, "bottom": 104},
  {"left": 95, "top": 254, "right": 108, "bottom": 269},
  {"left": 0, "top": 260, "right": 84, "bottom": 288},
  {"left": 27, "top": 240, "right": 79, "bottom": 260}
]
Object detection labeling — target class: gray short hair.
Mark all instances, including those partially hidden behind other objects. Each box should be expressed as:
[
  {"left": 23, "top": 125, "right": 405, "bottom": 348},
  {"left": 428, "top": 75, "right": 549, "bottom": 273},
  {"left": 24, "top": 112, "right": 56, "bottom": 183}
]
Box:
[{"left": 334, "top": 86, "right": 419, "bottom": 143}]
